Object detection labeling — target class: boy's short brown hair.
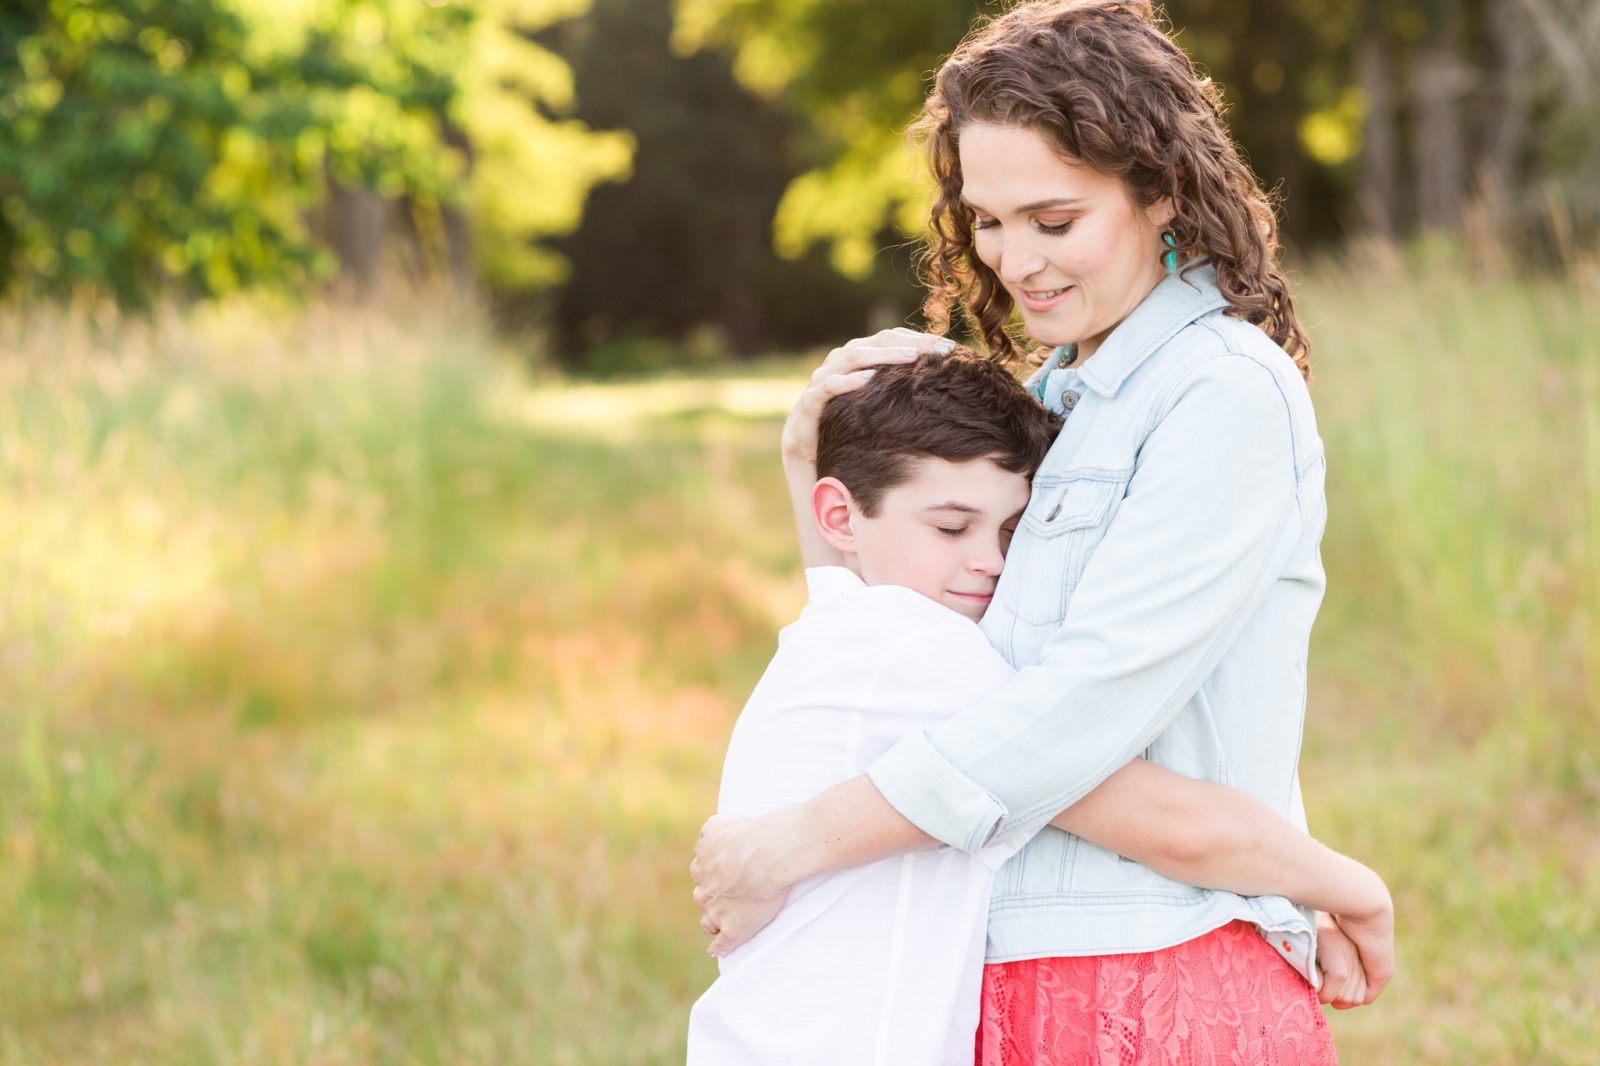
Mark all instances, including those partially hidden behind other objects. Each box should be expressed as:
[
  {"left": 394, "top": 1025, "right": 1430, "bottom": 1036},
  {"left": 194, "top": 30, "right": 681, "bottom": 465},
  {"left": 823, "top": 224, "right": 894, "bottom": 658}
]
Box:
[{"left": 816, "top": 347, "right": 1062, "bottom": 516}]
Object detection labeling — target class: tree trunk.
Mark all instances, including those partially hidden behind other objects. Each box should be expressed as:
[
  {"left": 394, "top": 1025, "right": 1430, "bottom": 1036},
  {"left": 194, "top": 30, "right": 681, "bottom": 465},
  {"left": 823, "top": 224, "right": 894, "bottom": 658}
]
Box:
[
  {"left": 1355, "top": 30, "right": 1399, "bottom": 239},
  {"left": 1469, "top": 0, "right": 1534, "bottom": 244},
  {"left": 1238, "top": 0, "right": 1307, "bottom": 240},
  {"left": 1410, "top": 15, "right": 1471, "bottom": 233},
  {"left": 325, "top": 179, "right": 393, "bottom": 292}
]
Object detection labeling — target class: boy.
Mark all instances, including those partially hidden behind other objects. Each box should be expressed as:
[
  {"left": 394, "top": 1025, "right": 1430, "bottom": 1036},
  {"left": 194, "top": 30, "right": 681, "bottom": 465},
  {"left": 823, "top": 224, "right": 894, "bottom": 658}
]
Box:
[{"left": 687, "top": 351, "right": 1386, "bottom": 1065}]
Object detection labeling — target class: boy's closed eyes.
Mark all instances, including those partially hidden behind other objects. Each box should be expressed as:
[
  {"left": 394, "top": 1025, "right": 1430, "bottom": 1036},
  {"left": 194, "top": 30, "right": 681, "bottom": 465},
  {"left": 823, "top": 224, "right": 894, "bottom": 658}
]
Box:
[{"left": 811, "top": 456, "right": 1031, "bottom": 622}]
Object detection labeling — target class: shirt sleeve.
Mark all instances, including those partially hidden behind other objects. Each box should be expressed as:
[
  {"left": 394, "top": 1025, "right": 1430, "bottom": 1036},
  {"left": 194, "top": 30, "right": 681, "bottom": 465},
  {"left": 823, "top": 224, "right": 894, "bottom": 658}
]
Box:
[{"left": 868, "top": 355, "right": 1305, "bottom": 854}]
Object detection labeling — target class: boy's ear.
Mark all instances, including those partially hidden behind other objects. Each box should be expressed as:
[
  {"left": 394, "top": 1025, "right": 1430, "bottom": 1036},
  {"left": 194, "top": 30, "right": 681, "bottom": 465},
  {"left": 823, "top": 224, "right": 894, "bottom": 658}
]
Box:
[{"left": 811, "top": 477, "right": 859, "bottom": 554}]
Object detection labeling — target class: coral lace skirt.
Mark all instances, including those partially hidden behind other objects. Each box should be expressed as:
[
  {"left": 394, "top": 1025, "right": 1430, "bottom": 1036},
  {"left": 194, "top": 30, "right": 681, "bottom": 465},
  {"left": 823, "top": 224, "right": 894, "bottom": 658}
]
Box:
[{"left": 975, "top": 920, "right": 1337, "bottom": 1066}]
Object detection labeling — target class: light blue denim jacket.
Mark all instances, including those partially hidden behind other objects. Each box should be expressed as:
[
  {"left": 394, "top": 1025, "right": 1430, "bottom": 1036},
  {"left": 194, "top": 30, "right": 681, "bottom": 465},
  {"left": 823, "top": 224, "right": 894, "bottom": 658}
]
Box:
[{"left": 867, "top": 265, "right": 1326, "bottom": 982}]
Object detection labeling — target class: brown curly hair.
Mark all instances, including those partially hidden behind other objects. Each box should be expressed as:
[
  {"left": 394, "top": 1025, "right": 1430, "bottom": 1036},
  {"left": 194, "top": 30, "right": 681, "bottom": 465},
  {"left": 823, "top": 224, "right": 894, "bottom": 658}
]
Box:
[
  {"left": 817, "top": 346, "right": 1062, "bottom": 515},
  {"left": 912, "top": 0, "right": 1311, "bottom": 380}
]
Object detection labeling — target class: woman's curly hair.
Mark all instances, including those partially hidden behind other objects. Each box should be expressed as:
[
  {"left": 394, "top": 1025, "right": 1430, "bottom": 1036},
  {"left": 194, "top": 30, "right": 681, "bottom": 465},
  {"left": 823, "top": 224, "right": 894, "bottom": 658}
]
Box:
[{"left": 912, "top": 0, "right": 1311, "bottom": 380}]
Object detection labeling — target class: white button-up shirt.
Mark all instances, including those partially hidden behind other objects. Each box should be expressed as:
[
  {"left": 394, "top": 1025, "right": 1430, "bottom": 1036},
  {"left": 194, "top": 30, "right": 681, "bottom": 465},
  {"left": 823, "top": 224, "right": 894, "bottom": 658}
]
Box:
[{"left": 687, "top": 567, "right": 1022, "bottom": 1066}]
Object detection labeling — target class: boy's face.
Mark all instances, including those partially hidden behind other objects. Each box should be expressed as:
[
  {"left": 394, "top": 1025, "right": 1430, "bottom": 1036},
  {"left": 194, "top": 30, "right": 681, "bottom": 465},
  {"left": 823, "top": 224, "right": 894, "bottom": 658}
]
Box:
[{"left": 850, "top": 456, "right": 1032, "bottom": 622}]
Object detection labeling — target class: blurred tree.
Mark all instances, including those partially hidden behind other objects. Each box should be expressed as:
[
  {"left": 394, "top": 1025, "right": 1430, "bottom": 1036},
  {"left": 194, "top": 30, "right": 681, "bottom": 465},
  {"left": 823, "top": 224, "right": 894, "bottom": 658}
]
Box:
[
  {"left": 452, "top": 0, "right": 634, "bottom": 291},
  {"left": 675, "top": 0, "right": 1596, "bottom": 266},
  {"left": 0, "top": 0, "right": 631, "bottom": 306},
  {"left": 548, "top": 0, "right": 907, "bottom": 367},
  {"left": 1511, "top": 0, "right": 1600, "bottom": 258},
  {"left": 674, "top": 0, "right": 1365, "bottom": 263},
  {"left": 238, "top": 0, "right": 636, "bottom": 293},
  {"left": 674, "top": 0, "right": 1001, "bottom": 280},
  {"left": 1339, "top": 0, "right": 1599, "bottom": 252},
  {"left": 0, "top": 0, "right": 329, "bottom": 303}
]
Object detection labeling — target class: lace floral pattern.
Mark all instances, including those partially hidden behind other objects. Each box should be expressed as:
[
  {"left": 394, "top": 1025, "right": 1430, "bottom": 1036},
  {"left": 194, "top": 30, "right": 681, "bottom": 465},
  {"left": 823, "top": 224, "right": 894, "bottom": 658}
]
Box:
[{"left": 975, "top": 920, "right": 1337, "bottom": 1066}]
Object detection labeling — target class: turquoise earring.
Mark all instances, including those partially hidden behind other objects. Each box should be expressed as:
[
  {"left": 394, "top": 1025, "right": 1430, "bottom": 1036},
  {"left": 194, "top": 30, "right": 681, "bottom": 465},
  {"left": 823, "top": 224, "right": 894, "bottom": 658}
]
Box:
[{"left": 1161, "top": 233, "right": 1179, "bottom": 275}]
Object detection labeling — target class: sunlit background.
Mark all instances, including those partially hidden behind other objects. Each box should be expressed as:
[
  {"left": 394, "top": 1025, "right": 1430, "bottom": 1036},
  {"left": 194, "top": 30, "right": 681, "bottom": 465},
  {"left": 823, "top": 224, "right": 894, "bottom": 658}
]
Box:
[{"left": 1, "top": 1, "right": 1597, "bottom": 1063}]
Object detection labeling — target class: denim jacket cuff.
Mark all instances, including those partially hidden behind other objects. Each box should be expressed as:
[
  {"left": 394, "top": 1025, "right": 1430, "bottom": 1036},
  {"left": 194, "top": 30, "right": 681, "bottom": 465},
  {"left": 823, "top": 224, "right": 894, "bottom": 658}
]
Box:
[{"left": 868, "top": 730, "right": 1009, "bottom": 854}]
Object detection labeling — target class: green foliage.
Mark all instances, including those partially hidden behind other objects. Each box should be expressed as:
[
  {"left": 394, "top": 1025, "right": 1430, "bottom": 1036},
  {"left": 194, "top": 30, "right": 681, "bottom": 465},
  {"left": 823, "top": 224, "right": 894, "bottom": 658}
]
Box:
[
  {"left": 0, "top": 0, "right": 632, "bottom": 306},
  {"left": 0, "top": 0, "right": 324, "bottom": 303},
  {"left": 675, "top": 0, "right": 1597, "bottom": 269},
  {"left": 548, "top": 0, "right": 902, "bottom": 366},
  {"left": 671, "top": 0, "right": 1364, "bottom": 264},
  {"left": 673, "top": 0, "right": 996, "bottom": 277},
  {"left": 445, "top": 0, "right": 633, "bottom": 289}
]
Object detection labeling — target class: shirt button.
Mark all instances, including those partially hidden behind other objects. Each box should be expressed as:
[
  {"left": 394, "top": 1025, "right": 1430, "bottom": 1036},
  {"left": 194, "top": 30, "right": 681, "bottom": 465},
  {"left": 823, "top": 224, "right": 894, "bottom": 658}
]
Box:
[{"left": 1062, "top": 390, "right": 1080, "bottom": 411}]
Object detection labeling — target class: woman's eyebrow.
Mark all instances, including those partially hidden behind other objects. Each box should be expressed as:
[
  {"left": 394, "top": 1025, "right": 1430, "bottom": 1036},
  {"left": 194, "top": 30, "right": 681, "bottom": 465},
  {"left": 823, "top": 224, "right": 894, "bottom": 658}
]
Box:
[
  {"left": 920, "top": 502, "right": 984, "bottom": 515},
  {"left": 959, "top": 195, "right": 1086, "bottom": 213}
]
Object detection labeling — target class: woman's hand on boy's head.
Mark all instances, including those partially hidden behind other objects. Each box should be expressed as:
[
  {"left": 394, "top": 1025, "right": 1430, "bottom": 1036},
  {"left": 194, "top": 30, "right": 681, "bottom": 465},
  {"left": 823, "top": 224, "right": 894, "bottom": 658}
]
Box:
[{"left": 781, "top": 329, "right": 955, "bottom": 467}]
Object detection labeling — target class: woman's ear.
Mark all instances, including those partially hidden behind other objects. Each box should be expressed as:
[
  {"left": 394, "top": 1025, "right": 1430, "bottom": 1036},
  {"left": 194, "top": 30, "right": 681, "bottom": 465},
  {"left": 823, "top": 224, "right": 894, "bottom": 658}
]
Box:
[
  {"left": 1149, "top": 194, "right": 1177, "bottom": 231},
  {"left": 811, "top": 477, "right": 859, "bottom": 554}
]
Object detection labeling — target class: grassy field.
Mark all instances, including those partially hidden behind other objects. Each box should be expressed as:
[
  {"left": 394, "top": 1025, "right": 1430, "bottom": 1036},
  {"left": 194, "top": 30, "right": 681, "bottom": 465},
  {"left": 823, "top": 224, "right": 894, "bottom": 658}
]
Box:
[{"left": 1, "top": 266, "right": 1596, "bottom": 1064}]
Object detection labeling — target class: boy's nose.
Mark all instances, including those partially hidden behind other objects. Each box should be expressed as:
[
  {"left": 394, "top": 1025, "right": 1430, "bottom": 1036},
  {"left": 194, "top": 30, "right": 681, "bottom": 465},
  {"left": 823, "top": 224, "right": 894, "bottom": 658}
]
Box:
[{"left": 970, "top": 541, "right": 1005, "bottom": 575}]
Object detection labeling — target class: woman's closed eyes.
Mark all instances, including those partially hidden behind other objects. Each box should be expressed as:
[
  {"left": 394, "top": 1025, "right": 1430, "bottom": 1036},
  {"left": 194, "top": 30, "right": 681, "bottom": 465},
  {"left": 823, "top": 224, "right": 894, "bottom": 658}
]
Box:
[{"left": 972, "top": 216, "right": 1074, "bottom": 235}]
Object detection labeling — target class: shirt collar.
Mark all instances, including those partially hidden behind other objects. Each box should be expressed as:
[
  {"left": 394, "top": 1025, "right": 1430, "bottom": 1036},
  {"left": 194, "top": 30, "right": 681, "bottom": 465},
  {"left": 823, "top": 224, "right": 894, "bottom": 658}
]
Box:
[
  {"left": 805, "top": 565, "right": 866, "bottom": 603},
  {"left": 1076, "top": 264, "right": 1229, "bottom": 399}
]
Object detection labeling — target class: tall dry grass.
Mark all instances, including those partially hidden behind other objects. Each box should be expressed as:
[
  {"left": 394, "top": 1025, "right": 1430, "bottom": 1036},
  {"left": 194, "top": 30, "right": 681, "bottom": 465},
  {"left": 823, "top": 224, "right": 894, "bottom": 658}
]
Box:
[{"left": 0, "top": 264, "right": 1595, "bottom": 1062}]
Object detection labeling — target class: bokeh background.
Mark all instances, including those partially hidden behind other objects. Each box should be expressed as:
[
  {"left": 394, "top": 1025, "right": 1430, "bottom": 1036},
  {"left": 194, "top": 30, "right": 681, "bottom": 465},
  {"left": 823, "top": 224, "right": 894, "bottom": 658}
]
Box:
[{"left": 2, "top": 1, "right": 1597, "bottom": 1063}]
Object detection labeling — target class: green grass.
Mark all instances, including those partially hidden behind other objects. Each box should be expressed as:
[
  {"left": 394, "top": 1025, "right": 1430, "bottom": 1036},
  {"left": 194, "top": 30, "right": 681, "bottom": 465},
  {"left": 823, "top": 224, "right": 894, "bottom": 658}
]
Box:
[{"left": 1, "top": 267, "right": 1596, "bottom": 1063}]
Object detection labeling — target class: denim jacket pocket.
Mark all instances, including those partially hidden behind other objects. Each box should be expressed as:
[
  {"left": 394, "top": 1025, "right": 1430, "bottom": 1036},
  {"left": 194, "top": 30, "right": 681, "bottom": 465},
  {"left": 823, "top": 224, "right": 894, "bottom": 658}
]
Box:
[{"left": 1010, "top": 474, "right": 1123, "bottom": 626}]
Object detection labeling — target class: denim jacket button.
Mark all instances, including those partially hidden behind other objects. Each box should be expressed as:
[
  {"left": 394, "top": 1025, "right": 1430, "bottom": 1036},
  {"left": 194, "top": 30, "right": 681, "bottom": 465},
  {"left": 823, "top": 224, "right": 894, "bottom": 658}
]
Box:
[{"left": 1062, "top": 389, "right": 1080, "bottom": 411}]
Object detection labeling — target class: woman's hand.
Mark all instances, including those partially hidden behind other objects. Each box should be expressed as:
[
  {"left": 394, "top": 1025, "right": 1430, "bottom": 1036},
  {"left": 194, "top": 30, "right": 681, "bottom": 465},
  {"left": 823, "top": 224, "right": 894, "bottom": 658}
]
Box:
[
  {"left": 691, "top": 779, "right": 936, "bottom": 956},
  {"left": 690, "top": 814, "right": 798, "bottom": 957},
  {"left": 782, "top": 329, "right": 954, "bottom": 567},
  {"left": 781, "top": 329, "right": 954, "bottom": 469}
]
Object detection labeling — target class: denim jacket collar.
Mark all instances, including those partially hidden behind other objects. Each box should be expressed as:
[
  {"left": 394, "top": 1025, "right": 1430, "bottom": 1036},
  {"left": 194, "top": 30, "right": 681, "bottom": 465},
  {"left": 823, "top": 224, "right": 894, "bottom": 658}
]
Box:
[{"left": 1076, "top": 264, "right": 1230, "bottom": 399}]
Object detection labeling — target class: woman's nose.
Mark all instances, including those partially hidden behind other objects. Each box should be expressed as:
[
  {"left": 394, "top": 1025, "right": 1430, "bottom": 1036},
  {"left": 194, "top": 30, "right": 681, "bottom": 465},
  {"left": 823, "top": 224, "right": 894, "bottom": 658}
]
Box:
[{"left": 999, "top": 231, "right": 1046, "bottom": 286}]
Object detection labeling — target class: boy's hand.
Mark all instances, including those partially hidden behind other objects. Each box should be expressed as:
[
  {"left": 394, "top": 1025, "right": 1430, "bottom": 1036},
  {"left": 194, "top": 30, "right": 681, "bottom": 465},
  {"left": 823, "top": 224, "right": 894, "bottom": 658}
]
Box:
[
  {"left": 1314, "top": 897, "right": 1395, "bottom": 1009},
  {"left": 1330, "top": 893, "right": 1396, "bottom": 1004},
  {"left": 782, "top": 330, "right": 953, "bottom": 469},
  {"left": 1314, "top": 911, "right": 1368, "bottom": 1008}
]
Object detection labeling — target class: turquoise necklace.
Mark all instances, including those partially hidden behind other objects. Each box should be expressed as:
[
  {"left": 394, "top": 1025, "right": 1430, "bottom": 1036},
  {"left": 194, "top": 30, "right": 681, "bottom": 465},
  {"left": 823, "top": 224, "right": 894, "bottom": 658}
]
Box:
[{"left": 1033, "top": 343, "right": 1078, "bottom": 402}]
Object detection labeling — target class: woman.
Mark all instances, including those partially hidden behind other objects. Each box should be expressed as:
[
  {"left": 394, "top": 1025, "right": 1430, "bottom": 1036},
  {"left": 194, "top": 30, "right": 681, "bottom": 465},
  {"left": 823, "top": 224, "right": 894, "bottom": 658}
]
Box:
[{"left": 691, "top": 1, "right": 1393, "bottom": 1060}]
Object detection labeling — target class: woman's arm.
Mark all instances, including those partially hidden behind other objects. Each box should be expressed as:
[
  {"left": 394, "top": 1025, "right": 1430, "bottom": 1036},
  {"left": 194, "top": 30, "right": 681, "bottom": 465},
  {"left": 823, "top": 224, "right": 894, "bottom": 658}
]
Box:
[
  {"left": 1052, "top": 759, "right": 1385, "bottom": 916},
  {"left": 694, "top": 766, "right": 1376, "bottom": 921},
  {"left": 693, "top": 766, "right": 1394, "bottom": 1005},
  {"left": 692, "top": 775, "right": 930, "bottom": 955},
  {"left": 1051, "top": 759, "right": 1395, "bottom": 1005}
]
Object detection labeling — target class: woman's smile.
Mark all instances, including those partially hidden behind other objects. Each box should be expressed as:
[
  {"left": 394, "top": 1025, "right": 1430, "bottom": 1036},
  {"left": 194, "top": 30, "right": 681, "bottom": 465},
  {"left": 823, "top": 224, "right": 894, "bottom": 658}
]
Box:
[{"left": 1017, "top": 284, "right": 1073, "bottom": 312}]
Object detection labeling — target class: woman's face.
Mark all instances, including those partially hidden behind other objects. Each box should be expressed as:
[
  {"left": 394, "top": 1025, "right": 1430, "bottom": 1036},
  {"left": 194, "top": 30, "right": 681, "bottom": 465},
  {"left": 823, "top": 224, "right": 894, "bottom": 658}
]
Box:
[{"left": 959, "top": 122, "right": 1174, "bottom": 361}]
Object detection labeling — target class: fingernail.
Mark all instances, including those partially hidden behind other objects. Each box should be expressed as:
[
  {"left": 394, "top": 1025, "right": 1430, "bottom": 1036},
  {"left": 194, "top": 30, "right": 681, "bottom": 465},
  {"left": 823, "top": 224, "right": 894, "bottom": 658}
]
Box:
[{"left": 933, "top": 338, "right": 956, "bottom": 353}]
